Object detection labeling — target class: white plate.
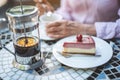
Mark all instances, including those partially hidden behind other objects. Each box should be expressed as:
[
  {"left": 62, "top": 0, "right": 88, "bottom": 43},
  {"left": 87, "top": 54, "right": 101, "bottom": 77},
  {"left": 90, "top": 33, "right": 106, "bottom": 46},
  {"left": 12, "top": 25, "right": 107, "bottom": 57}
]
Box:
[
  {"left": 53, "top": 35, "right": 113, "bottom": 68},
  {"left": 39, "top": 24, "right": 56, "bottom": 40}
]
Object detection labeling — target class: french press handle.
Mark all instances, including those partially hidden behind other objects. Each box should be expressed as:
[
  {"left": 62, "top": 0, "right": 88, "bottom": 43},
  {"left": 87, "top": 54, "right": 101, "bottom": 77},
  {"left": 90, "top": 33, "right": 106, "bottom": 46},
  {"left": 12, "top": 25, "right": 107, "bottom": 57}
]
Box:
[
  {"left": 0, "top": 33, "right": 15, "bottom": 55},
  {"left": 30, "top": 59, "right": 44, "bottom": 69}
]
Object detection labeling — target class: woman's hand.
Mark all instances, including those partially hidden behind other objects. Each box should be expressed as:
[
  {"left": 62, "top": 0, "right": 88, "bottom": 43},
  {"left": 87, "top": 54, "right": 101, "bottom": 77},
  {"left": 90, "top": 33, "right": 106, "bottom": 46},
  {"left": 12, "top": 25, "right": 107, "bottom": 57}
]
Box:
[
  {"left": 46, "top": 20, "right": 96, "bottom": 39},
  {"left": 33, "top": 0, "right": 54, "bottom": 15},
  {"left": 46, "top": 20, "right": 85, "bottom": 39}
]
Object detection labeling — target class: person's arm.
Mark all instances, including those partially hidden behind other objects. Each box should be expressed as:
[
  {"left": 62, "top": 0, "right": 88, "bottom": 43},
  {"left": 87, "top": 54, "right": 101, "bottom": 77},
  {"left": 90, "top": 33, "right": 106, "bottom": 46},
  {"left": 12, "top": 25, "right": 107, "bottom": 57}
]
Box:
[
  {"left": 85, "top": 18, "right": 120, "bottom": 40},
  {"left": 95, "top": 19, "right": 120, "bottom": 39},
  {"left": 66, "top": 22, "right": 97, "bottom": 36},
  {"left": 85, "top": 8, "right": 120, "bottom": 39},
  {"left": 83, "top": 24, "right": 96, "bottom": 36},
  {"left": 46, "top": 8, "right": 120, "bottom": 39},
  {"left": 46, "top": 17, "right": 120, "bottom": 39}
]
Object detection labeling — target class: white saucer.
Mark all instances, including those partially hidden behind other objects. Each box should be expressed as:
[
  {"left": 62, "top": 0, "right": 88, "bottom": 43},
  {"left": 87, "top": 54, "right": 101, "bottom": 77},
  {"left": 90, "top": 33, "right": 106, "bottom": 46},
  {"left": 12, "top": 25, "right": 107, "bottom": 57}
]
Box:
[{"left": 53, "top": 35, "right": 113, "bottom": 68}]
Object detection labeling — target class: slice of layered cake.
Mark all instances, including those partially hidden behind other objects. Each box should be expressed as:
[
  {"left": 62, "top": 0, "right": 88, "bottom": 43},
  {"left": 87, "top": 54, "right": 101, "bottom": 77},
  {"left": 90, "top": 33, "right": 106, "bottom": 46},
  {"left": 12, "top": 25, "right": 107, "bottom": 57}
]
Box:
[{"left": 62, "top": 35, "right": 96, "bottom": 56}]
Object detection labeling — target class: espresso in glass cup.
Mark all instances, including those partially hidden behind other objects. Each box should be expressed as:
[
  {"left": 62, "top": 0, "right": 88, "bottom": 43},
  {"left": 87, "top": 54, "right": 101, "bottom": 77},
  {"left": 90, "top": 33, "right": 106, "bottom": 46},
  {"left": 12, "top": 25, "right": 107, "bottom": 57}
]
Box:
[{"left": 14, "top": 37, "right": 40, "bottom": 57}]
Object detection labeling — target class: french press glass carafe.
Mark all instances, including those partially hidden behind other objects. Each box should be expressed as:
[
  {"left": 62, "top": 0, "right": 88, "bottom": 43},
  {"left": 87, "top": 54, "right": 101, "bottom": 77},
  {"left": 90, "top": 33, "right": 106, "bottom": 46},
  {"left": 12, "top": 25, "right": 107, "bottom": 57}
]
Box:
[{"left": 6, "top": 5, "right": 43, "bottom": 70}]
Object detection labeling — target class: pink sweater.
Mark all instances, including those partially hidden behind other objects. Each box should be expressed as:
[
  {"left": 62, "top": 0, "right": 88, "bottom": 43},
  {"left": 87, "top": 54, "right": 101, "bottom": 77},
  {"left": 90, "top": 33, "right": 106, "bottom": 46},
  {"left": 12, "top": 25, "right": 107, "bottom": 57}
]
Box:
[{"left": 56, "top": 0, "right": 120, "bottom": 39}]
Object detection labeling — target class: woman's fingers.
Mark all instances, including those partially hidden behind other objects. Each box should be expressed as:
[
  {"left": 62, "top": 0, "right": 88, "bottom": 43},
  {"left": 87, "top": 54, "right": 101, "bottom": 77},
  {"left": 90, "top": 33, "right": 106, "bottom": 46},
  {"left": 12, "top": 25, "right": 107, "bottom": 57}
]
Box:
[
  {"left": 46, "top": 20, "right": 67, "bottom": 28},
  {"left": 46, "top": 26, "right": 62, "bottom": 33},
  {"left": 46, "top": 21, "right": 65, "bottom": 33},
  {"left": 47, "top": 32, "right": 68, "bottom": 39},
  {"left": 46, "top": 22, "right": 61, "bottom": 29},
  {"left": 46, "top": 27, "right": 73, "bottom": 39},
  {"left": 47, "top": 29, "right": 73, "bottom": 39}
]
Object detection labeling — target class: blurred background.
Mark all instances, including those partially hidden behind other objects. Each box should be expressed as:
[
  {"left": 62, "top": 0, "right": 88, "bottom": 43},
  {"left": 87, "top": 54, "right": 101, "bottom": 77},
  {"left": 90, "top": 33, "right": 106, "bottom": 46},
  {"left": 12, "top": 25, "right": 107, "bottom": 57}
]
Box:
[{"left": 0, "top": 0, "right": 60, "bottom": 30}]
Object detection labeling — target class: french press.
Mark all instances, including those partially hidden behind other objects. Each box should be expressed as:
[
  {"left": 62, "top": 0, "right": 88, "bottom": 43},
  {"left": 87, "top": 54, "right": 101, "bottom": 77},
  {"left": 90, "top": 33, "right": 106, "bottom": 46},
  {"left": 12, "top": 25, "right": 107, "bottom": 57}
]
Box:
[{"left": 6, "top": 5, "right": 43, "bottom": 70}]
